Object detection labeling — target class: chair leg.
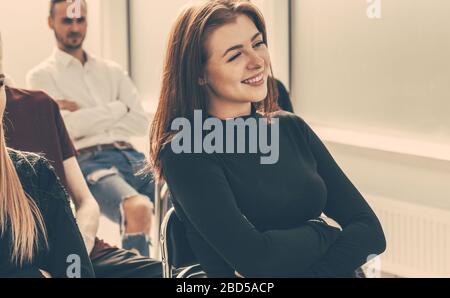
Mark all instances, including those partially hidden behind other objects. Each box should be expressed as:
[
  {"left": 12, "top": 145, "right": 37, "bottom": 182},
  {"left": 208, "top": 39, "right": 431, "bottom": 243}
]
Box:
[
  {"left": 152, "top": 182, "right": 163, "bottom": 260},
  {"left": 160, "top": 208, "right": 176, "bottom": 278},
  {"left": 176, "top": 265, "right": 205, "bottom": 278}
]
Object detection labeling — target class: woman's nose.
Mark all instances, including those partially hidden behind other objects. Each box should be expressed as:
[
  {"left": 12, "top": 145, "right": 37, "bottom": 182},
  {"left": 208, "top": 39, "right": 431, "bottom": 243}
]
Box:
[{"left": 246, "top": 51, "right": 264, "bottom": 70}]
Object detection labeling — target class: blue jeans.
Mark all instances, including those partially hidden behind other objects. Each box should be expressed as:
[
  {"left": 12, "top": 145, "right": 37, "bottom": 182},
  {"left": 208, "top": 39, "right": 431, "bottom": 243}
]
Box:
[{"left": 78, "top": 148, "right": 155, "bottom": 257}]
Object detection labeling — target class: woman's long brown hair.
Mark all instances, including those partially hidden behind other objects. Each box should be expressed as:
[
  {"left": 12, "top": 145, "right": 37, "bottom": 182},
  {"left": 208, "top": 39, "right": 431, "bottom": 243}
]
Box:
[{"left": 149, "top": 0, "right": 279, "bottom": 181}]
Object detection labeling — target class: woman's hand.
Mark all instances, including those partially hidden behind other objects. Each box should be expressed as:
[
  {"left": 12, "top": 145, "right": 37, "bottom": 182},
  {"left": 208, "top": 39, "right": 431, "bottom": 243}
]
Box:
[
  {"left": 309, "top": 214, "right": 343, "bottom": 232},
  {"left": 56, "top": 99, "right": 80, "bottom": 112},
  {"left": 82, "top": 233, "right": 96, "bottom": 255},
  {"left": 39, "top": 269, "right": 52, "bottom": 278},
  {"left": 320, "top": 215, "right": 342, "bottom": 231}
]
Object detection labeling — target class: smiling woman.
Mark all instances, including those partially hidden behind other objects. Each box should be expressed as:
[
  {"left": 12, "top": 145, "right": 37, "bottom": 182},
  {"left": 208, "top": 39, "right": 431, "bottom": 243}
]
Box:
[
  {"left": 150, "top": 0, "right": 386, "bottom": 278},
  {"left": 202, "top": 14, "right": 272, "bottom": 119},
  {"left": 150, "top": 0, "right": 279, "bottom": 179}
]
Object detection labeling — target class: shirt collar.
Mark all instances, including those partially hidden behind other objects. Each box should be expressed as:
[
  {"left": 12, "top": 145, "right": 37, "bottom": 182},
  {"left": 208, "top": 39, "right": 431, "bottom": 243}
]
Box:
[{"left": 52, "top": 47, "right": 94, "bottom": 68}]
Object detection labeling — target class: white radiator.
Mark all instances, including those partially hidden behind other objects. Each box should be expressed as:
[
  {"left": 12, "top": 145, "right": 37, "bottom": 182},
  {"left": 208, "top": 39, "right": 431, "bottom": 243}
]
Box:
[{"left": 366, "top": 195, "right": 450, "bottom": 277}]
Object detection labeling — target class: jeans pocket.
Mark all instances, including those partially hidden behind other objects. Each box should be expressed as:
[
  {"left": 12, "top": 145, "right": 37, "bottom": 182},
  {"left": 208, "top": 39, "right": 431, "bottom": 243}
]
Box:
[
  {"left": 122, "top": 150, "right": 147, "bottom": 174},
  {"left": 77, "top": 151, "right": 95, "bottom": 164}
]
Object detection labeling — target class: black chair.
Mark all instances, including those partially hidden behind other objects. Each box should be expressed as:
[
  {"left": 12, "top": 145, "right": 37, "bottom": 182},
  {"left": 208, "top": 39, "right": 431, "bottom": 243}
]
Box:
[
  {"left": 275, "top": 79, "right": 294, "bottom": 113},
  {"left": 160, "top": 207, "right": 206, "bottom": 278},
  {"left": 153, "top": 182, "right": 172, "bottom": 260}
]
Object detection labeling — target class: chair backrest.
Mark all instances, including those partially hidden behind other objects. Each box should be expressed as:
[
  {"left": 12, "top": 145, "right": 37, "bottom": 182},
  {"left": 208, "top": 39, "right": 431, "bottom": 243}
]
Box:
[{"left": 161, "top": 207, "right": 199, "bottom": 277}]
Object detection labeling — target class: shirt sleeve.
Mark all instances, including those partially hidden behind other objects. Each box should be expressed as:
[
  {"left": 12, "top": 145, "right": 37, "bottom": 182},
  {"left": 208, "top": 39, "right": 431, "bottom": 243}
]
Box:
[
  {"left": 62, "top": 102, "right": 128, "bottom": 140},
  {"left": 296, "top": 117, "right": 387, "bottom": 277},
  {"left": 37, "top": 158, "right": 95, "bottom": 278},
  {"left": 26, "top": 69, "right": 65, "bottom": 100},
  {"left": 27, "top": 68, "right": 128, "bottom": 140},
  {"left": 109, "top": 65, "right": 149, "bottom": 136},
  {"left": 162, "top": 149, "right": 342, "bottom": 278},
  {"left": 172, "top": 200, "right": 235, "bottom": 278}
]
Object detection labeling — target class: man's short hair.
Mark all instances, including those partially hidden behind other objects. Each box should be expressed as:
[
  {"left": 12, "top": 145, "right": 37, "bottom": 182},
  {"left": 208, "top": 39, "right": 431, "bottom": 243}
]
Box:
[{"left": 49, "top": 0, "right": 87, "bottom": 18}]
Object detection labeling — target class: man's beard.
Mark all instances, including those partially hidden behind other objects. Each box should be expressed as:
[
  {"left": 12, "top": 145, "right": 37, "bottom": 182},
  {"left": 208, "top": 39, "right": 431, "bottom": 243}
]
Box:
[{"left": 54, "top": 31, "right": 85, "bottom": 51}]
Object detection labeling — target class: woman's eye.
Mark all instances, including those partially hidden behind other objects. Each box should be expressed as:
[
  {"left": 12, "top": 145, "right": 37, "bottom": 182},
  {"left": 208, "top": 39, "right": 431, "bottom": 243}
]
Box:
[
  {"left": 253, "top": 41, "right": 266, "bottom": 48},
  {"left": 228, "top": 53, "right": 241, "bottom": 62}
]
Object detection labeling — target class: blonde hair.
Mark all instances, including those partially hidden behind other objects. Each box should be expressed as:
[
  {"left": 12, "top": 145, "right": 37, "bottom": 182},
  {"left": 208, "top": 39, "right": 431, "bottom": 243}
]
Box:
[{"left": 0, "top": 116, "right": 48, "bottom": 266}]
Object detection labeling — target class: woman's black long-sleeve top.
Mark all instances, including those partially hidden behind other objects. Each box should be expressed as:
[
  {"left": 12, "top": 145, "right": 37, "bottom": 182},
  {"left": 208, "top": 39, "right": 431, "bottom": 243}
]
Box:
[
  {"left": 0, "top": 150, "right": 94, "bottom": 278},
  {"left": 161, "top": 111, "right": 386, "bottom": 278}
]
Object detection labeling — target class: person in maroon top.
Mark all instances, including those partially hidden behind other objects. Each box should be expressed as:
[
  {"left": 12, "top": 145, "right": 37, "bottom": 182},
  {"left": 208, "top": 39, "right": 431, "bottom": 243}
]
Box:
[
  {"left": 5, "top": 87, "right": 75, "bottom": 187},
  {"left": 4, "top": 86, "right": 162, "bottom": 278}
]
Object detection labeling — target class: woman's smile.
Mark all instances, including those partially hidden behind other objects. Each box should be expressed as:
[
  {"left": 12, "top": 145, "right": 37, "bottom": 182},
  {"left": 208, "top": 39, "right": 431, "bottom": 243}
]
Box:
[{"left": 242, "top": 71, "right": 265, "bottom": 86}]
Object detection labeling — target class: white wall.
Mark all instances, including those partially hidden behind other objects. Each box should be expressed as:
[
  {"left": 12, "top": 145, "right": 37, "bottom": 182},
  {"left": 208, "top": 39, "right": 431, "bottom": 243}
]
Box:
[
  {"left": 292, "top": 0, "right": 450, "bottom": 144},
  {"left": 291, "top": 0, "right": 450, "bottom": 211},
  {"left": 129, "top": 0, "right": 189, "bottom": 112},
  {"left": 0, "top": 0, "right": 128, "bottom": 88},
  {"left": 291, "top": 0, "right": 450, "bottom": 277},
  {"left": 99, "top": 0, "right": 129, "bottom": 71},
  {"left": 252, "top": 0, "right": 290, "bottom": 89}
]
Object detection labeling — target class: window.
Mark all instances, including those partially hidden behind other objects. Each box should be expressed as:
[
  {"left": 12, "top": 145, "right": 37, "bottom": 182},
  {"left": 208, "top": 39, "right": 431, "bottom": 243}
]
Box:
[{"left": 291, "top": 0, "right": 450, "bottom": 145}]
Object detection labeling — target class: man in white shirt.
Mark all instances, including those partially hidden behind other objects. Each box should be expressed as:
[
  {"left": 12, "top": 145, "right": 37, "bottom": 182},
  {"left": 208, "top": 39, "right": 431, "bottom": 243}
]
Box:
[{"left": 27, "top": 0, "right": 154, "bottom": 257}]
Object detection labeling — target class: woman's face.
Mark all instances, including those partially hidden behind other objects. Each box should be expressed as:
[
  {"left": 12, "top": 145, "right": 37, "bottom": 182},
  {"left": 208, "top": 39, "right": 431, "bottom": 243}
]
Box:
[{"left": 203, "top": 14, "right": 271, "bottom": 111}]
